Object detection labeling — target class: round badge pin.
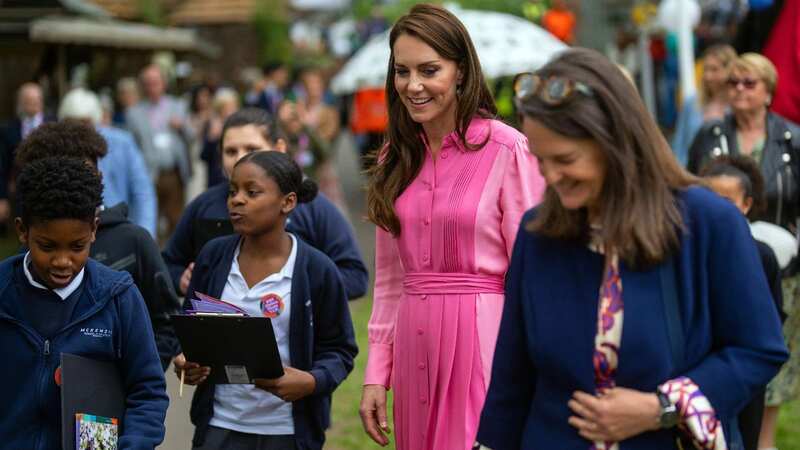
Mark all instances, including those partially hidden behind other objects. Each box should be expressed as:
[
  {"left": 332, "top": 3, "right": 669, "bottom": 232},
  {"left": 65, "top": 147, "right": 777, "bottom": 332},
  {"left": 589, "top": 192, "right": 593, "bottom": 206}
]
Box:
[{"left": 260, "top": 293, "right": 284, "bottom": 318}]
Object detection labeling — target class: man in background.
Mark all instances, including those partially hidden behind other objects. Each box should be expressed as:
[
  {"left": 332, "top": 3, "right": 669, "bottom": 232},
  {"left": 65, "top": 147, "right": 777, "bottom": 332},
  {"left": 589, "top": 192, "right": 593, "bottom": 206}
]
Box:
[
  {"left": 0, "top": 82, "right": 53, "bottom": 223},
  {"left": 59, "top": 88, "right": 158, "bottom": 237},
  {"left": 126, "top": 64, "right": 195, "bottom": 241}
]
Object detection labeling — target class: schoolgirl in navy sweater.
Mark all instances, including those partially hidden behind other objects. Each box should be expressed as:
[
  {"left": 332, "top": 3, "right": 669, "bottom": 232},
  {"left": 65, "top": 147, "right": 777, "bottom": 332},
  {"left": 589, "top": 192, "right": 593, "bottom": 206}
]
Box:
[
  {"left": 176, "top": 151, "right": 358, "bottom": 450},
  {"left": 0, "top": 157, "right": 167, "bottom": 449},
  {"left": 162, "top": 108, "right": 367, "bottom": 301}
]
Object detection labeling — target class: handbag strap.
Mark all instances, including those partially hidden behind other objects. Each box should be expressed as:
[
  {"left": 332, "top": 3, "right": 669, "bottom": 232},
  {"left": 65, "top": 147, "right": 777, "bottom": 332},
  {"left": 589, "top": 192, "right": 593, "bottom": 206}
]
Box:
[{"left": 660, "top": 255, "right": 685, "bottom": 374}]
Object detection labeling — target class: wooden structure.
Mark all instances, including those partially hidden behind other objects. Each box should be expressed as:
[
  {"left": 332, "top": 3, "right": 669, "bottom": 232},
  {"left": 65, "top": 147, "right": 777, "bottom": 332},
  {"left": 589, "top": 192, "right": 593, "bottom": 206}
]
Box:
[{"left": 0, "top": 0, "right": 218, "bottom": 120}]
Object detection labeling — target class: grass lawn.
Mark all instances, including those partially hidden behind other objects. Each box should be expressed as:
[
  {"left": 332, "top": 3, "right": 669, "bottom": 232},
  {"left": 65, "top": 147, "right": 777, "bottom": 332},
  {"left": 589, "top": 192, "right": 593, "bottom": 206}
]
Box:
[
  {"left": 776, "top": 400, "right": 800, "bottom": 449},
  {"left": 327, "top": 297, "right": 800, "bottom": 449}
]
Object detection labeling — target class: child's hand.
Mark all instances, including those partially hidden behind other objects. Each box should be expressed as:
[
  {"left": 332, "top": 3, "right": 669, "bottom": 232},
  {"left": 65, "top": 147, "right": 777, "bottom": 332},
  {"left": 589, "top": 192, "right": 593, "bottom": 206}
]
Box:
[
  {"left": 179, "top": 263, "right": 194, "bottom": 296},
  {"left": 173, "top": 352, "right": 210, "bottom": 385},
  {"left": 254, "top": 367, "right": 316, "bottom": 402}
]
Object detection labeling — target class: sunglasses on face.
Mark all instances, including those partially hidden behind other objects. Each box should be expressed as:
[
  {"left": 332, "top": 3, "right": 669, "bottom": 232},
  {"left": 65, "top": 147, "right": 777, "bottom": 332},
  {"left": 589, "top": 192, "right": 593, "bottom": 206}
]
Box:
[
  {"left": 513, "top": 73, "right": 594, "bottom": 106},
  {"left": 726, "top": 77, "right": 759, "bottom": 90}
]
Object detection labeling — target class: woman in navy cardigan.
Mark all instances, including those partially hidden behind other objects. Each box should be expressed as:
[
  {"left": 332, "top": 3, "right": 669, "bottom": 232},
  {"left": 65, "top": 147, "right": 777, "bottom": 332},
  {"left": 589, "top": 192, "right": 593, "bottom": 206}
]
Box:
[{"left": 476, "top": 49, "right": 788, "bottom": 450}]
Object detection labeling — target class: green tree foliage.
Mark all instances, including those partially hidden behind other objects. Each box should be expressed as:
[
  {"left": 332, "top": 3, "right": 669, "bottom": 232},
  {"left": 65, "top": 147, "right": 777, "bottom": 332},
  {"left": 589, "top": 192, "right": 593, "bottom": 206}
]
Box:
[
  {"left": 137, "top": 0, "right": 167, "bottom": 26},
  {"left": 354, "top": 0, "right": 532, "bottom": 24},
  {"left": 458, "top": 0, "right": 530, "bottom": 18},
  {"left": 252, "top": 0, "right": 292, "bottom": 65}
]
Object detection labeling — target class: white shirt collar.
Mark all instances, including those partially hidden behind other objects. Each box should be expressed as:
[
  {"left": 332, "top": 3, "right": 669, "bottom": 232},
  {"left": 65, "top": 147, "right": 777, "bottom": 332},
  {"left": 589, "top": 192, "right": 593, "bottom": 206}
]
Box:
[
  {"left": 23, "top": 252, "right": 86, "bottom": 300},
  {"left": 232, "top": 234, "right": 297, "bottom": 283},
  {"left": 23, "top": 112, "right": 43, "bottom": 124}
]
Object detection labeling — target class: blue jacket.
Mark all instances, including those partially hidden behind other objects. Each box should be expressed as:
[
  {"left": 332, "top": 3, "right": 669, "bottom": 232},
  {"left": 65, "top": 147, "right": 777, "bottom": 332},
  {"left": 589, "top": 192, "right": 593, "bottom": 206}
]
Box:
[
  {"left": 477, "top": 187, "right": 789, "bottom": 449},
  {"left": 0, "top": 256, "right": 168, "bottom": 450},
  {"left": 185, "top": 234, "right": 358, "bottom": 450},
  {"left": 98, "top": 125, "right": 158, "bottom": 237},
  {"left": 163, "top": 182, "right": 368, "bottom": 300}
]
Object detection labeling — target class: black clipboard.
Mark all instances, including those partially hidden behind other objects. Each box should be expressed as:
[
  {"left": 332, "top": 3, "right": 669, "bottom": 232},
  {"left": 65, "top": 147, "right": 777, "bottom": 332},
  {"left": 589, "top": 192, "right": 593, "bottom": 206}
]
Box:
[
  {"left": 171, "top": 314, "right": 284, "bottom": 383},
  {"left": 192, "top": 219, "right": 234, "bottom": 255},
  {"left": 60, "top": 353, "right": 126, "bottom": 450}
]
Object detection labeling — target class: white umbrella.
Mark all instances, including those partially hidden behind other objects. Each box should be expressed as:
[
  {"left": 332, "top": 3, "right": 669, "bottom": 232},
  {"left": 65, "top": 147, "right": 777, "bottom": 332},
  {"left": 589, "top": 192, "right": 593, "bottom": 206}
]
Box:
[{"left": 331, "top": 6, "right": 567, "bottom": 95}]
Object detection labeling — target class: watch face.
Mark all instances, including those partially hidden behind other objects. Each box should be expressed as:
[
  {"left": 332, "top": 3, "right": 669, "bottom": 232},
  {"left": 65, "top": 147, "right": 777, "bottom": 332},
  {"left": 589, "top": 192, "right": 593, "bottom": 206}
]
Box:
[{"left": 660, "top": 406, "right": 680, "bottom": 428}]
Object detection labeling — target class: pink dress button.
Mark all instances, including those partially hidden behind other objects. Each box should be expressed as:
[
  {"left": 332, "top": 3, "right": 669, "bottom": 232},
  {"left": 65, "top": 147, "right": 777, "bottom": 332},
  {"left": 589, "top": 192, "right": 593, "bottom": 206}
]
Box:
[
  {"left": 417, "top": 328, "right": 424, "bottom": 335},
  {"left": 418, "top": 363, "right": 426, "bottom": 370}
]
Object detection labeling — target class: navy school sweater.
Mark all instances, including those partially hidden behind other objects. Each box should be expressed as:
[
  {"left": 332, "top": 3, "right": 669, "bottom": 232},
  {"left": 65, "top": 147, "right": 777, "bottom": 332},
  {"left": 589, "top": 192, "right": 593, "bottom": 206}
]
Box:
[
  {"left": 163, "top": 182, "right": 368, "bottom": 300},
  {"left": 0, "top": 256, "right": 168, "bottom": 450},
  {"left": 185, "top": 234, "right": 358, "bottom": 450}
]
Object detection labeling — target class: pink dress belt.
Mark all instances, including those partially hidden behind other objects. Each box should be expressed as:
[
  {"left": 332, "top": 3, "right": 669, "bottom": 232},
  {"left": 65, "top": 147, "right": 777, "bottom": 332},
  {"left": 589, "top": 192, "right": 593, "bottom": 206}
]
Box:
[{"left": 403, "top": 272, "right": 505, "bottom": 295}]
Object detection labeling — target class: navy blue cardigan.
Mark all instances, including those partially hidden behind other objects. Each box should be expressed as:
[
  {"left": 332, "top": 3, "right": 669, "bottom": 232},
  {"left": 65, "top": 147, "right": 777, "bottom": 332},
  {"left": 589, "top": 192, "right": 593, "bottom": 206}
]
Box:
[
  {"left": 477, "top": 187, "right": 788, "bottom": 449},
  {"left": 185, "top": 234, "right": 358, "bottom": 450},
  {"left": 0, "top": 257, "right": 168, "bottom": 450},
  {"left": 163, "top": 182, "right": 368, "bottom": 300}
]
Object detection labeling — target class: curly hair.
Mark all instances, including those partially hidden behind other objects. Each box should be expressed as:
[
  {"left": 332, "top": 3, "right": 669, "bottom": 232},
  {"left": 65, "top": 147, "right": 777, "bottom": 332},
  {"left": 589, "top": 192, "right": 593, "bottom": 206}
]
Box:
[
  {"left": 700, "top": 155, "right": 766, "bottom": 220},
  {"left": 16, "top": 156, "right": 103, "bottom": 225},
  {"left": 15, "top": 120, "right": 108, "bottom": 167}
]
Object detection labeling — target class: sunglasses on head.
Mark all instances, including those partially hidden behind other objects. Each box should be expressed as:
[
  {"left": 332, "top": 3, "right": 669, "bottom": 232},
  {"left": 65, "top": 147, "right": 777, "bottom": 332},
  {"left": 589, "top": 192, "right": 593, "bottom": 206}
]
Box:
[
  {"left": 513, "top": 73, "right": 594, "bottom": 107},
  {"left": 726, "top": 77, "right": 758, "bottom": 90}
]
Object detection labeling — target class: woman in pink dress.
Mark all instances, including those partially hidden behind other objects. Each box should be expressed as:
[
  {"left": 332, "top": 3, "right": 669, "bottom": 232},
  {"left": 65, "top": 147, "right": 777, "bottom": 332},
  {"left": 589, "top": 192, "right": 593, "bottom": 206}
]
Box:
[{"left": 358, "top": 5, "right": 545, "bottom": 450}]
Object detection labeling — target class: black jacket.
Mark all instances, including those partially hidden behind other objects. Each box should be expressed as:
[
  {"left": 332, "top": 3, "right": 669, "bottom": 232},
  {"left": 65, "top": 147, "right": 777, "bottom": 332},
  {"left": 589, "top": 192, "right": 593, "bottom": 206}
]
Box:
[
  {"left": 94, "top": 203, "right": 181, "bottom": 369},
  {"left": 688, "top": 112, "right": 800, "bottom": 232}
]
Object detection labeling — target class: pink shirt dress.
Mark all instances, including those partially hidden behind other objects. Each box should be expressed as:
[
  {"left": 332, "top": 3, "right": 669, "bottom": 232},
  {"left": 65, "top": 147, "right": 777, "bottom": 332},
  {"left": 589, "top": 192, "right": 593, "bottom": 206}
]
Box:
[{"left": 365, "top": 117, "right": 545, "bottom": 450}]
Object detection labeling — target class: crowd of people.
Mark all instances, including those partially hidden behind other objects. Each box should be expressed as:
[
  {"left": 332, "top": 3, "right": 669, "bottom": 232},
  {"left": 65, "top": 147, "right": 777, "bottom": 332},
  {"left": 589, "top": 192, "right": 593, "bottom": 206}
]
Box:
[{"left": 0, "top": 2, "right": 798, "bottom": 450}]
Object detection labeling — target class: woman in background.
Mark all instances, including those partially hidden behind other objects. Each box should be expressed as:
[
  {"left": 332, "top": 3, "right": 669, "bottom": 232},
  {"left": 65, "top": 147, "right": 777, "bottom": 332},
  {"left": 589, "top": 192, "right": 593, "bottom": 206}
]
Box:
[
  {"left": 687, "top": 54, "right": 800, "bottom": 450},
  {"left": 671, "top": 44, "right": 736, "bottom": 164}
]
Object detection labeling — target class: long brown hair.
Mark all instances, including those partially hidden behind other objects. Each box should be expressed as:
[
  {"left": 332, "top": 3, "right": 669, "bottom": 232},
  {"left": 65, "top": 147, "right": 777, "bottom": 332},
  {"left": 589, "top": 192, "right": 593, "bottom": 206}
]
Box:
[
  {"left": 366, "top": 3, "right": 496, "bottom": 235},
  {"left": 520, "top": 48, "right": 697, "bottom": 269}
]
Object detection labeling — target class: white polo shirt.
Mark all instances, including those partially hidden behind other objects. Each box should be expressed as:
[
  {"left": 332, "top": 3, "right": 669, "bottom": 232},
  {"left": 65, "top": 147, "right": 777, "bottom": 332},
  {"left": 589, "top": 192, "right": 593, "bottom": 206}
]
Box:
[
  {"left": 23, "top": 252, "right": 85, "bottom": 300},
  {"left": 209, "top": 234, "right": 297, "bottom": 435}
]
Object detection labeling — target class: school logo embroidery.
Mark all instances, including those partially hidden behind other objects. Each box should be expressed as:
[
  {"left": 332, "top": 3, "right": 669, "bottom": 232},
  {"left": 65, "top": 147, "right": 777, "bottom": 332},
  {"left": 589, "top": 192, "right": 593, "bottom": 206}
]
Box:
[
  {"left": 80, "top": 327, "right": 112, "bottom": 338},
  {"left": 260, "top": 293, "right": 284, "bottom": 318}
]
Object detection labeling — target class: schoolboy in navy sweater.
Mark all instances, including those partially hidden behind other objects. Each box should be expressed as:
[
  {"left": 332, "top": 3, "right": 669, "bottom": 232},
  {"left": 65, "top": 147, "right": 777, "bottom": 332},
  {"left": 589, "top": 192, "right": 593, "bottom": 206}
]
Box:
[
  {"left": 14, "top": 121, "right": 181, "bottom": 370},
  {"left": 162, "top": 108, "right": 368, "bottom": 300},
  {"left": 0, "top": 157, "right": 168, "bottom": 449}
]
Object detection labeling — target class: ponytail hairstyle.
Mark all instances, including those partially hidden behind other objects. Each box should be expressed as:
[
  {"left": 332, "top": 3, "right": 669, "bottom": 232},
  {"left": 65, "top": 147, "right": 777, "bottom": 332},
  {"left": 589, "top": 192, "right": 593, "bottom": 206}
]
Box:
[{"left": 234, "top": 150, "right": 318, "bottom": 204}]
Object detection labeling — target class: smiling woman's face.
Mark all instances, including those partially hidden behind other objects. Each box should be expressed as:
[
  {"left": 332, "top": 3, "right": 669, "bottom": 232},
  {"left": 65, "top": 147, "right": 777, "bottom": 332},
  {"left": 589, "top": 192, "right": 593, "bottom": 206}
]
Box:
[
  {"left": 522, "top": 117, "right": 607, "bottom": 214},
  {"left": 392, "top": 34, "right": 462, "bottom": 129}
]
